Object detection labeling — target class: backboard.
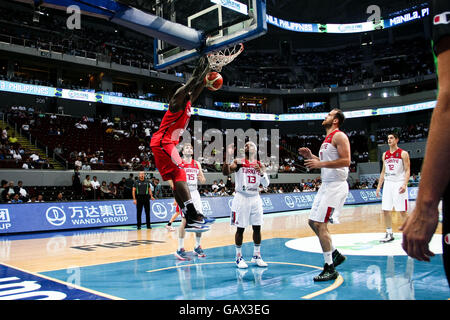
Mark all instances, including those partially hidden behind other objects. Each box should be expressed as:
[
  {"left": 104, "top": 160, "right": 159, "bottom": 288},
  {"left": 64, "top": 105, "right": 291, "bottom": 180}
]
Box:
[{"left": 154, "top": 0, "right": 266, "bottom": 70}]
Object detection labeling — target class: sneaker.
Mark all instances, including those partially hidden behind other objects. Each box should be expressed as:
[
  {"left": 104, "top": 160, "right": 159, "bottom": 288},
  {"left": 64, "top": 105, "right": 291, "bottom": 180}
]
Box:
[
  {"left": 203, "top": 216, "right": 216, "bottom": 224},
  {"left": 380, "top": 232, "right": 394, "bottom": 243},
  {"left": 251, "top": 255, "right": 268, "bottom": 267},
  {"left": 236, "top": 256, "right": 248, "bottom": 269},
  {"left": 186, "top": 216, "right": 207, "bottom": 228},
  {"left": 185, "top": 224, "right": 210, "bottom": 233},
  {"left": 194, "top": 246, "right": 206, "bottom": 258},
  {"left": 165, "top": 225, "right": 176, "bottom": 231},
  {"left": 332, "top": 250, "right": 346, "bottom": 267},
  {"left": 313, "top": 263, "right": 339, "bottom": 282},
  {"left": 174, "top": 248, "right": 189, "bottom": 260}
]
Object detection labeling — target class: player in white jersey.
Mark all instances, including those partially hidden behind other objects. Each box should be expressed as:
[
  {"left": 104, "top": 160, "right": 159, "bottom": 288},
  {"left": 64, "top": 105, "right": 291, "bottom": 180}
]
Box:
[
  {"left": 171, "top": 143, "right": 208, "bottom": 260},
  {"left": 299, "top": 108, "right": 351, "bottom": 281},
  {"left": 376, "top": 133, "right": 410, "bottom": 243},
  {"left": 223, "top": 141, "right": 270, "bottom": 269}
]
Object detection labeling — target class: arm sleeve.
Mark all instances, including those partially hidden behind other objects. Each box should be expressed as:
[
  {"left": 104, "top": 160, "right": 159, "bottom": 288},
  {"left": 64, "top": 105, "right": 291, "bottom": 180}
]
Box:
[
  {"left": 432, "top": 0, "right": 450, "bottom": 55},
  {"left": 260, "top": 173, "right": 270, "bottom": 188}
]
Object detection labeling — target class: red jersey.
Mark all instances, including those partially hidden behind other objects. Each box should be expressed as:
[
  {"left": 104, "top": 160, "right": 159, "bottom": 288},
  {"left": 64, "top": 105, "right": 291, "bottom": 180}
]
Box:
[{"left": 150, "top": 101, "right": 192, "bottom": 147}]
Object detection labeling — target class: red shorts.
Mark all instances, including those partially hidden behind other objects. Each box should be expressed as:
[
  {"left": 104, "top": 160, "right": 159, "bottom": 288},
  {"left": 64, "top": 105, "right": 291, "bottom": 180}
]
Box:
[{"left": 151, "top": 143, "right": 186, "bottom": 184}]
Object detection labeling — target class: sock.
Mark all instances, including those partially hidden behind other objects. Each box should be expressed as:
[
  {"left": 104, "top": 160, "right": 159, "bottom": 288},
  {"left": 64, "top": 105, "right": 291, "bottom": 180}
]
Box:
[
  {"left": 253, "top": 244, "right": 261, "bottom": 257},
  {"left": 386, "top": 228, "right": 393, "bottom": 234},
  {"left": 235, "top": 245, "right": 242, "bottom": 258},
  {"left": 178, "top": 237, "right": 184, "bottom": 251},
  {"left": 323, "top": 251, "right": 333, "bottom": 265},
  {"left": 195, "top": 234, "right": 201, "bottom": 248}
]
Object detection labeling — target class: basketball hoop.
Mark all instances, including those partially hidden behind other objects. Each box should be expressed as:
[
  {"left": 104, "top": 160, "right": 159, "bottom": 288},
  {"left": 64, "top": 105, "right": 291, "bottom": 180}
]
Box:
[{"left": 206, "top": 43, "right": 244, "bottom": 72}]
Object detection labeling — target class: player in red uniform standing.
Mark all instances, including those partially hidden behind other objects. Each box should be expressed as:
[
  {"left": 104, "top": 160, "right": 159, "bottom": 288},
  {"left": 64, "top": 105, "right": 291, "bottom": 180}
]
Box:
[{"left": 150, "top": 56, "right": 212, "bottom": 232}]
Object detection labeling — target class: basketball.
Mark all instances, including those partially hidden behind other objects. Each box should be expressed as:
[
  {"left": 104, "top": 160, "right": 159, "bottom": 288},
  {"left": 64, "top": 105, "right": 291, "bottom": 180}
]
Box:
[{"left": 204, "top": 71, "right": 223, "bottom": 91}]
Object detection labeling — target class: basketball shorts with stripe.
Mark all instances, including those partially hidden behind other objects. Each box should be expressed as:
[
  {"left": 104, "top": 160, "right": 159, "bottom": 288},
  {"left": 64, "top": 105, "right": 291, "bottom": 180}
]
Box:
[
  {"left": 309, "top": 181, "right": 349, "bottom": 224},
  {"left": 381, "top": 180, "right": 408, "bottom": 212},
  {"left": 230, "top": 192, "right": 263, "bottom": 228}
]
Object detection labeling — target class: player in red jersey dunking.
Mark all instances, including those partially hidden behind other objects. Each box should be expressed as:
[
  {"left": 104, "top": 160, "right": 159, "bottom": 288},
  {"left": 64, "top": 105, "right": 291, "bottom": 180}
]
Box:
[{"left": 150, "top": 56, "right": 212, "bottom": 232}]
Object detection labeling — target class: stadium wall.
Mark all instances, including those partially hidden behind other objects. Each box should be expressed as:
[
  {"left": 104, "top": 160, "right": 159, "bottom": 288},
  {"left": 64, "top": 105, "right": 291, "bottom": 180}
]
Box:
[{"left": 0, "top": 170, "right": 360, "bottom": 187}]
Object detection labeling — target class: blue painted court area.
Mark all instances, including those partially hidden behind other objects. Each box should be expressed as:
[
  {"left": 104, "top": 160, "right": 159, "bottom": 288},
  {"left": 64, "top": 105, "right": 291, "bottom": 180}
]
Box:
[{"left": 41, "top": 238, "right": 449, "bottom": 300}]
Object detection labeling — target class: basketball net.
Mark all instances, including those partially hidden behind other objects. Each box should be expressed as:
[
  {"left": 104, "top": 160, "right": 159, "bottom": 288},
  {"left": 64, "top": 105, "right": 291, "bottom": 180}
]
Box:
[{"left": 206, "top": 43, "right": 244, "bottom": 72}]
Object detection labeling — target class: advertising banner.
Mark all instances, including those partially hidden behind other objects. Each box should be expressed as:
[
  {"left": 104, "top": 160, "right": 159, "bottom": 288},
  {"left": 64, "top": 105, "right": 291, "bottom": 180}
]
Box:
[{"left": 0, "top": 188, "right": 418, "bottom": 234}]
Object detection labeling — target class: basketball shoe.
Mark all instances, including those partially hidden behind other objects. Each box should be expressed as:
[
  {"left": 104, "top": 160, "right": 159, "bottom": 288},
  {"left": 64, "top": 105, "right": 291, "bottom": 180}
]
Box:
[
  {"left": 314, "top": 263, "right": 339, "bottom": 282},
  {"left": 194, "top": 246, "right": 206, "bottom": 258},
  {"left": 251, "top": 255, "right": 268, "bottom": 267},
  {"left": 332, "top": 250, "right": 346, "bottom": 267},
  {"left": 175, "top": 248, "right": 189, "bottom": 260},
  {"left": 236, "top": 256, "right": 248, "bottom": 269},
  {"left": 380, "top": 232, "right": 394, "bottom": 243}
]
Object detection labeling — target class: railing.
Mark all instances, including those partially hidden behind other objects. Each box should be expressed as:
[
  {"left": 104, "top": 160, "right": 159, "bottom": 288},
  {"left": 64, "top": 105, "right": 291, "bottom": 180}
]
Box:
[{"left": 0, "top": 33, "right": 154, "bottom": 70}]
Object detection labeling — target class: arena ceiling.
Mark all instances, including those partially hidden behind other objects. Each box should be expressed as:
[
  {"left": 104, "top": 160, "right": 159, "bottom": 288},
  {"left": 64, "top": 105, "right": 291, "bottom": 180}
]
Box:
[
  {"left": 8, "top": 0, "right": 430, "bottom": 50},
  {"left": 116, "top": 0, "right": 429, "bottom": 23}
]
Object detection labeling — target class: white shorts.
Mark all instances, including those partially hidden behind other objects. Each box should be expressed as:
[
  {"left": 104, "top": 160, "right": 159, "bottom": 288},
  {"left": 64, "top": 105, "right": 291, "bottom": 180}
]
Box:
[
  {"left": 382, "top": 180, "right": 408, "bottom": 212},
  {"left": 309, "top": 181, "right": 349, "bottom": 224},
  {"left": 230, "top": 192, "right": 263, "bottom": 228}
]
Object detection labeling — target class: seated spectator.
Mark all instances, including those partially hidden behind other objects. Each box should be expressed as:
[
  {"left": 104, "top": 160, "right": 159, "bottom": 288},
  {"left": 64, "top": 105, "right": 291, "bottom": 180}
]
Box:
[
  {"left": 117, "top": 177, "right": 126, "bottom": 198},
  {"left": 141, "top": 157, "right": 151, "bottom": 171},
  {"left": 118, "top": 155, "right": 131, "bottom": 170},
  {"left": 53, "top": 144, "right": 63, "bottom": 156},
  {"left": 81, "top": 162, "right": 91, "bottom": 170},
  {"left": 218, "top": 187, "right": 228, "bottom": 196},
  {"left": 89, "top": 155, "right": 98, "bottom": 164},
  {"left": 372, "top": 179, "right": 379, "bottom": 189},
  {"left": 153, "top": 178, "right": 162, "bottom": 198},
  {"left": 100, "top": 181, "right": 113, "bottom": 199},
  {"left": 75, "top": 121, "right": 88, "bottom": 129},
  {"left": 36, "top": 194, "right": 44, "bottom": 202},
  {"left": 74, "top": 156, "right": 83, "bottom": 168},
  {"left": 211, "top": 180, "right": 219, "bottom": 193},
  {"left": 352, "top": 179, "right": 361, "bottom": 189},
  {"left": 201, "top": 188, "right": 213, "bottom": 197},
  {"left": 9, "top": 193, "right": 23, "bottom": 204},
  {"left": 108, "top": 182, "right": 117, "bottom": 198},
  {"left": 29, "top": 153, "right": 39, "bottom": 163},
  {"left": 8, "top": 133, "right": 18, "bottom": 144},
  {"left": 6, "top": 181, "right": 15, "bottom": 200},
  {"left": 131, "top": 155, "right": 141, "bottom": 170},
  {"left": 14, "top": 180, "right": 28, "bottom": 202},
  {"left": 56, "top": 192, "right": 65, "bottom": 201}
]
